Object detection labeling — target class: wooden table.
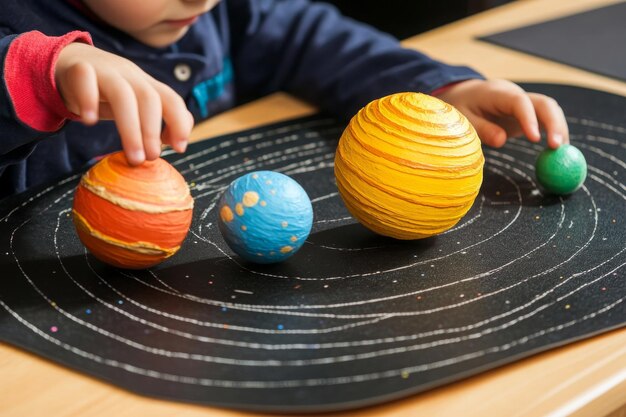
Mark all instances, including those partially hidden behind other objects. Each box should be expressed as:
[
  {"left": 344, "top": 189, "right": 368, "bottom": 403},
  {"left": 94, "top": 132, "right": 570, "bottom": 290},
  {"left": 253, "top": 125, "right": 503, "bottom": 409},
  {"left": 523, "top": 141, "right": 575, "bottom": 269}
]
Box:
[{"left": 2, "top": 0, "right": 625, "bottom": 416}]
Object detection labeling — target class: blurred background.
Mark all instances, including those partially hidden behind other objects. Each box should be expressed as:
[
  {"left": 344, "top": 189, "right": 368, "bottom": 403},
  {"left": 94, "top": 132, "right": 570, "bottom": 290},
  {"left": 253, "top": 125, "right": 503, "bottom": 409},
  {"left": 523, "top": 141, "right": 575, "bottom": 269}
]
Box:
[{"left": 317, "top": 0, "right": 515, "bottom": 39}]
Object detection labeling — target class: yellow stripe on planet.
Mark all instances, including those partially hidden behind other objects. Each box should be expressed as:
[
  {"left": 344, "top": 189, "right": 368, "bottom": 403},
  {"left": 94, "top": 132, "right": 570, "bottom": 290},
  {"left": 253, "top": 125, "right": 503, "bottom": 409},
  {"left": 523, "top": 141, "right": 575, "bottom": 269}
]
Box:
[{"left": 73, "top": 210, "right": 179, "bottom": 256}]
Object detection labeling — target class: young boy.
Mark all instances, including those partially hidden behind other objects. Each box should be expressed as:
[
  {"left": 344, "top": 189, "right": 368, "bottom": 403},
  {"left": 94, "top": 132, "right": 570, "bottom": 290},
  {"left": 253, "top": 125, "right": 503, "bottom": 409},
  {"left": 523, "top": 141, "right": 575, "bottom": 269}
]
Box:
[{"left": 0, "top": 0, "right": 568, "bottom": 198}]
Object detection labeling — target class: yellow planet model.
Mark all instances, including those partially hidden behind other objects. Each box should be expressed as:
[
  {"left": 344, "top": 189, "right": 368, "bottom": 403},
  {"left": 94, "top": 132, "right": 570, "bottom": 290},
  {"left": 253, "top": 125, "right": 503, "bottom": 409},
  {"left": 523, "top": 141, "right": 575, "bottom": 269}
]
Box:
[{"left": 334, "top": 92, "right": 484, "bottom": 240}]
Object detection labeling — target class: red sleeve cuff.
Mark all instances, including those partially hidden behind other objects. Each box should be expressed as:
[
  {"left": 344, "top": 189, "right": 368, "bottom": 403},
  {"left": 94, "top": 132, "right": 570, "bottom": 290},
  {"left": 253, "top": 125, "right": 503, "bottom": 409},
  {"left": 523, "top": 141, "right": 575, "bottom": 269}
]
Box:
[
  {"left": 4, "top": 30, "right": 93, "bottom": 132},
  {"left": 430, "top": 81, "right": 464, "bottom": 97}
]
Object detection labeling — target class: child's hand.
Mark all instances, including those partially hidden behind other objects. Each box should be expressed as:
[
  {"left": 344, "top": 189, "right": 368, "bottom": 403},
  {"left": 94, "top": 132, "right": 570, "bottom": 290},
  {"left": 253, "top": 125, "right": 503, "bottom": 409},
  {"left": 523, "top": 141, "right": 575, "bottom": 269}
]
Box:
[
  {"left": 55, "top": 43, "right": 194, "bottom": 165},
  {"left": 436, "top": 79, "right": 569, "bottom": 149}
]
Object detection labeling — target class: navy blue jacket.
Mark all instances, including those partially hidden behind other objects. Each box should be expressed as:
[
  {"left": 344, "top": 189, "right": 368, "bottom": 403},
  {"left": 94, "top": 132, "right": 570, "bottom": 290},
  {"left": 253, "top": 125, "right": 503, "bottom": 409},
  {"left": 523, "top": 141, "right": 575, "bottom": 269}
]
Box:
[{"left": 0, "top": 0, "right": 482, "bottom": 198}]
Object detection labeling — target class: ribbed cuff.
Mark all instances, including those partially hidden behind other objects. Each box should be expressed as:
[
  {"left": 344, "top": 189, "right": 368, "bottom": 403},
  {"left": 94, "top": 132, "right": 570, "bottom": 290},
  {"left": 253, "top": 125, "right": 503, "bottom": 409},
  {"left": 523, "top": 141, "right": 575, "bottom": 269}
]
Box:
[{"left": 4, "top": 30, "right": 93, "bottom": 132}]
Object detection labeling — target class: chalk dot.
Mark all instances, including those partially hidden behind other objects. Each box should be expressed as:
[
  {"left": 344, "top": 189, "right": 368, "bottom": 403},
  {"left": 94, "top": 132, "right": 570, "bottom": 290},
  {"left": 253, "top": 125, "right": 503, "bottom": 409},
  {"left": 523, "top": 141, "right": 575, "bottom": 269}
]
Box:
[
  {"left": 221, "top": 307, "right": 228, "bottom": 312},
  {"left": 277, "top": 324, "right": 284, "bottom": 330},
  {"left": 85, "top": 309, "right": 92, "bottom": 315},
  {"left": 220, "top": 206, "right": 234, "bottom": 222},
  {"left": 243, "top": 191, "right": 260, "bottom": 207},
  {"left": 323, "top": 284, "right": 329, "bottom": 288},
  {"left": 235, "top": 203, "right": 244, "bottom": 216},
  {"left": 565, "top": 304, "right": 571, "bottom": 309},
  {"left": 117, "top": 300, "right": 124, "bottom": 305},
  {"left": 50, "top": 326, "right": 58, "bottom": 333},
  {"left": 401, "top": 371, "right": 410, "bottom": 379}
]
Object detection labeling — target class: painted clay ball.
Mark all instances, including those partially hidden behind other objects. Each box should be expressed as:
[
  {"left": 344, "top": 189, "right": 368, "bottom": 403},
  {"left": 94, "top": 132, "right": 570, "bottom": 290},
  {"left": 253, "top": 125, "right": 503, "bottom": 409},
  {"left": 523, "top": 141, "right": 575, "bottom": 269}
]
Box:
[
  {"left": 535, "top": 144, "right": 587, "bottom": 195},
  {"left": 72, "top": 151, "right": 194, "bottom": 269},
  {"left": 217, "top": 171, "right": 313, "bottom": 264},
  {"left": 334, "top": 92, "right": 484, "bottom": 240}
]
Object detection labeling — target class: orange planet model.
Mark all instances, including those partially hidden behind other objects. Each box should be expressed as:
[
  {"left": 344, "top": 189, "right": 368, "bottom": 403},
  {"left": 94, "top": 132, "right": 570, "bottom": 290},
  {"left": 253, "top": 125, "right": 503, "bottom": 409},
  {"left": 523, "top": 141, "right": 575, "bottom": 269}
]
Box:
[
  {"left": 72, "top": 151, "right": 194, "bottom": 269},
  {"left": 335, "top": 92, "right": 484, "bottom": 240}
]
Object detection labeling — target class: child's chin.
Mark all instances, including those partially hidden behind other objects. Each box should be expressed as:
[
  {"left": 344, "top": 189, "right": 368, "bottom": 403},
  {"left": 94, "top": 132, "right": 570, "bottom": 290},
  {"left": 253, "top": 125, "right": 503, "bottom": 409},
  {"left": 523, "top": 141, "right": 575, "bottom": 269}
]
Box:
[{"left": 136, "top": 27, "right": 190, "bottom": 48}]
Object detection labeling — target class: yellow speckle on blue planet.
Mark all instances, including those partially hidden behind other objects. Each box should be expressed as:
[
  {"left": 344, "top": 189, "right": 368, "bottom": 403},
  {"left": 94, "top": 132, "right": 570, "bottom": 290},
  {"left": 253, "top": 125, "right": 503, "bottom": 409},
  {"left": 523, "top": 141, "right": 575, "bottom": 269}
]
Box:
[
  {"left": 220, "top": 205, "right": 234, "bottom": 222},
  {"left": 235, "top": 203, "right": 244, "bottom": 216},
  {"left": 243, "top": 191, "right": 259, "bottom": 207}
]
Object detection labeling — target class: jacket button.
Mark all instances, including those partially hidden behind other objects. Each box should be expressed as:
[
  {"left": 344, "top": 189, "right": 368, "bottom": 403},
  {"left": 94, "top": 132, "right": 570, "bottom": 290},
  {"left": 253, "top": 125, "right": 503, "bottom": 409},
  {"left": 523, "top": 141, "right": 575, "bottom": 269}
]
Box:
[{"left": 174, "top": 63, "right": 192, "bottom": 81}]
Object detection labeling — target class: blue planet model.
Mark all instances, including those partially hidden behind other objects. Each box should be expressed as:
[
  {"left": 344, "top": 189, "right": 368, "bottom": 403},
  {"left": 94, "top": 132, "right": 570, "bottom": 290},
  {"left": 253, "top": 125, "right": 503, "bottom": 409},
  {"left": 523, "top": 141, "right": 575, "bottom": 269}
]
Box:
[{"left": 217, "top": 171, "right": 313, "bottom": 264}]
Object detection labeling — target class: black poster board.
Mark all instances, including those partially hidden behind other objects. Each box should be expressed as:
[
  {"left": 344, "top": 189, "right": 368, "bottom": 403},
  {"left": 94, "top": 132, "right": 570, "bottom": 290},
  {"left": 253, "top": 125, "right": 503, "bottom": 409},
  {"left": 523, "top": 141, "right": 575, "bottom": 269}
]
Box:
[
  {"left": 480, "top": 3, "right": 626, "bottom": 82},
  {"left": 0, "top": 84, "right": 624, "bottom": 413}
]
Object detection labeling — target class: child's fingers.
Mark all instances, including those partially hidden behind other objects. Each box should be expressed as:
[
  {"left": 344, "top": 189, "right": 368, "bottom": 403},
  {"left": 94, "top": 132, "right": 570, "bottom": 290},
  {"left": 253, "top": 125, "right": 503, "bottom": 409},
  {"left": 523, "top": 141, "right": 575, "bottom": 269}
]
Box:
[
  {"left": 529, "top": 93, "right": 569, "bottom": 149},
  {"left": 493, "top": 90, "right": 541, "bottom": 143},
  {"left": 151, "top": 80, "right": 193, "bottom": 153},
  {"left": 99, "top": 75, "right": 145, "bottom": 166},
  {"left": 470, "top": 116, "right": 507, "bottom": 148},
  {"left": 132, "top": 79, "right": 164, "bottom": 161},
  {"left": 63, "top": 62, "right": 99, "bottom": 125}
]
